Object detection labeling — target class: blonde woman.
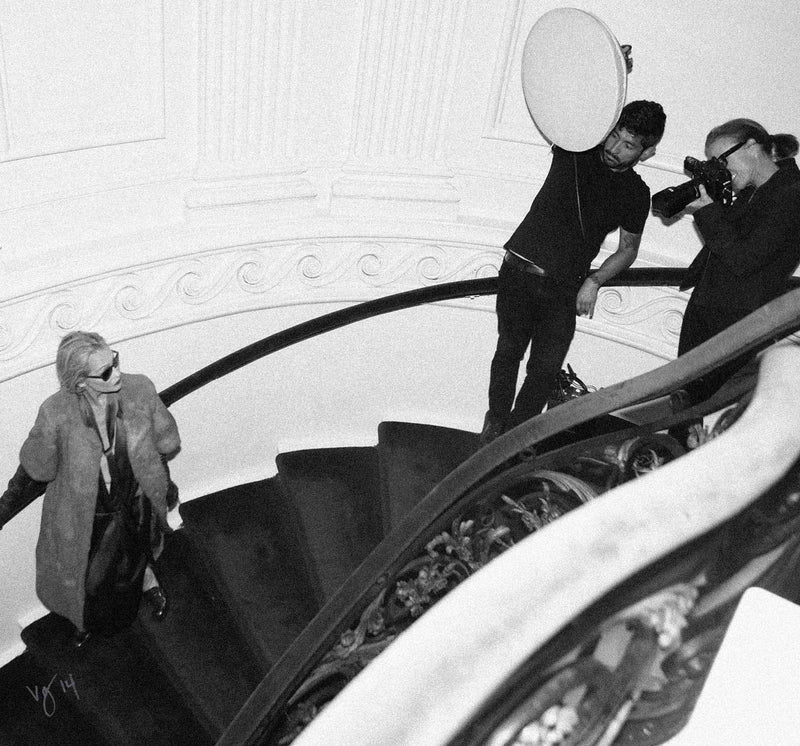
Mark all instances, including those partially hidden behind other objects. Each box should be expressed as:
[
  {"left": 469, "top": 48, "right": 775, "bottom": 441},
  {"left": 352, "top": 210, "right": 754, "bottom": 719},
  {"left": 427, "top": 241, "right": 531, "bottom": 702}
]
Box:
[{"left": 2, "top": 331, "right": 180, "bottom": 646}]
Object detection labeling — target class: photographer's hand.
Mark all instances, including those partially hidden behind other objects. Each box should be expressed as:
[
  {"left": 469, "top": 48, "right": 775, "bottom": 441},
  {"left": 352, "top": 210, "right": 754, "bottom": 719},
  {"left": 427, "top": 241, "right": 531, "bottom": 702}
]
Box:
[{"left": 685, "top": 184, "right": 714, "bottom": 214}]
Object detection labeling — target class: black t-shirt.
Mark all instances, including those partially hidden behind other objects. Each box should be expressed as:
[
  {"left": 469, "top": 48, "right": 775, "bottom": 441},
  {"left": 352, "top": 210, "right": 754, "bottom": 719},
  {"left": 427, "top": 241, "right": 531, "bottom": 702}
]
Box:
[{"left": 504, "top": 145, "right": 651, "bottom": 284}]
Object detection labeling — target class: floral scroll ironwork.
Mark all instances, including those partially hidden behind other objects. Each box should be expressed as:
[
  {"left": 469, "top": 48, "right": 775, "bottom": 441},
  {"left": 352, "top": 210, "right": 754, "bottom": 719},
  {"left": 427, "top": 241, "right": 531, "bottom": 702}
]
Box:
[
  {"left": 274, "top": 420, "right": 698, "bottom": 744},
  {"left": 467, "top": 404, "right": 800, "bottom": 746}
]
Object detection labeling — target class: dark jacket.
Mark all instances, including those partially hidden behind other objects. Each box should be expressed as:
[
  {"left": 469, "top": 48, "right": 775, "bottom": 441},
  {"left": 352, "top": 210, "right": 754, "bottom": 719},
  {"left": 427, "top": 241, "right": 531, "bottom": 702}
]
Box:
[
  {"left": 688, "top": 160, "right": 800, "bottom": 312},
  {"left": 17, "top": 373, "right": 180, "bottom": 629}
]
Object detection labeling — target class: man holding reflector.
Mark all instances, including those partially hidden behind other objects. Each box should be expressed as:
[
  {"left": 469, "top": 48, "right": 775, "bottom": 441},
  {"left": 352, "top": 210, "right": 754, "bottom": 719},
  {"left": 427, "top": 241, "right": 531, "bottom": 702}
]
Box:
[{"left": 481, "top": 8, "right": 666, "bottom": 445}]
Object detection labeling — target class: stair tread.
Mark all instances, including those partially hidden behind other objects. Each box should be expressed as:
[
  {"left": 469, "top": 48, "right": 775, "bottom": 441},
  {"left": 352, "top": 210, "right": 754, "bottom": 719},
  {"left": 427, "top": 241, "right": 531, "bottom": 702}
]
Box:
[
  {"left": 180, "top": 478, "right": 319, "bottom": 668},
  {"left": 277, "top": 447, "right": 383, "bottom": 603},
  {"left": 21, "top": 613, "right": 211, "bottom": 746},
  {"left": 134, "top": 529, "right": 265, "bottom": 737},
  {"left": 4, "top": 419, "right": 483, "bottom": 741},
  {"left": 378, "top": 421, "right": 480, "bottom": 532},
  {"left": 0, "top": 650, "right": 107, "bottom": 745}
]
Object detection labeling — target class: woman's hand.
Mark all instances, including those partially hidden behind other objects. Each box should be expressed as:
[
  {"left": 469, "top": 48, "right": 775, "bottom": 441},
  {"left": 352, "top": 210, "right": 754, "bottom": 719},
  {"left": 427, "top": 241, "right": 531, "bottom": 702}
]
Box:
[{"left": 686, "top": 183, "right": 714, "bottom": 213}]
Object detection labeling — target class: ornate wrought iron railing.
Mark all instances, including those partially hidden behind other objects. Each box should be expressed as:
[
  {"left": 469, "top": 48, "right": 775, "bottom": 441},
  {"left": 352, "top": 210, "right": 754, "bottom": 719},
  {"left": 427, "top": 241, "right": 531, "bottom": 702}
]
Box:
[
  {"left": 217, "top": 287, "right": 800, "bottom": 745},
  {"left": 289, "top": 343, "right": 800, "bottom": 745}
]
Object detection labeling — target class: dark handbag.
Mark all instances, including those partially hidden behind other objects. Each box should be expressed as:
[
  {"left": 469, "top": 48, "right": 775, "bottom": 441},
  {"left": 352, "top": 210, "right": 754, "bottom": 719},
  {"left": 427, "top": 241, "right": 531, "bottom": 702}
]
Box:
[{"left": 83, "top": 492, "right": 150, "bottom": 634}]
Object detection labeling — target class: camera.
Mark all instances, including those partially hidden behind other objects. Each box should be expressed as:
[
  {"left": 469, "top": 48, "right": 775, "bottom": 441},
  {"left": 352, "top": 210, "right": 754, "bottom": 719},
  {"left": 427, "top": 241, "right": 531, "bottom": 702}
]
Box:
[{"left": 651, "top": 156, "right": 734, "bottom": 218}]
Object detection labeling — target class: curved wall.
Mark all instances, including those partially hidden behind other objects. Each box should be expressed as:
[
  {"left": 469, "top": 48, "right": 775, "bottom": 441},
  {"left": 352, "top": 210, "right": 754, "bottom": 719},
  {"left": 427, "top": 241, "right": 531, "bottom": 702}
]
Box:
[{"left": 1, "top": 0, "right": 797, "bottom": 661}]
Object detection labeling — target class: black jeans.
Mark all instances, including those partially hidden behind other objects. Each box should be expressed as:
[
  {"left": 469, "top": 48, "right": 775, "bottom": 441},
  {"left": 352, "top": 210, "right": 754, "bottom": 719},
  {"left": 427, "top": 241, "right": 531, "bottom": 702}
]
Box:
[{"left": 488, "top": 261, "right": 577, "bottom": 429}]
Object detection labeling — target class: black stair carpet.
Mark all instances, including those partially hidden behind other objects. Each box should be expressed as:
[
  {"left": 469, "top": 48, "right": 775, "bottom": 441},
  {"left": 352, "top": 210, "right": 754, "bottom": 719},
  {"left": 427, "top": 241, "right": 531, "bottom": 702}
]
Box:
[
  {"left": 2, "top": 420, "right": 483, "bottom": 742},
  {"left": 0, "top": 649, "right": 105, "bottom": 745},
  {"left": 377, "top": 421, "right": 480, "bottom": 533},
  {"left": 21, "top": 613, "right": 211, "bottom": 746},
  {"left": 133, "top": 529, "right": 265, "bottom": 738},
  {"left": 179, "top": 477, "right": 319, "bottom": 669},
  {"left": 277, "top": 447, "right": 383, "bottom": 605}
]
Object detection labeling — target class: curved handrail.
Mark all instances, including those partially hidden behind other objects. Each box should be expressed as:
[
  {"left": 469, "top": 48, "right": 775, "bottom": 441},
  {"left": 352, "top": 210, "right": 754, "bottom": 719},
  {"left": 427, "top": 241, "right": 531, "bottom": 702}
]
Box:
[
  {"left": 290, "top": 344, "right": 800, "bottom": 745},
  {"left": 159, "top": 277, "right": 492, "bottom": 407},
  {"left": 159, "top": 268, "right": 696, "bottom": 407},
  {"left": 2, "top": 269, "right": 675, "bottom": 527},
  {"left": 3, "top": 268, "right": 797, "bottom": 529},
  {"left": 217, "top": 287, "right": 800, "bottom": 745},
  {"left": 0, "top": 268, "right": 690, "bottom": 531}
]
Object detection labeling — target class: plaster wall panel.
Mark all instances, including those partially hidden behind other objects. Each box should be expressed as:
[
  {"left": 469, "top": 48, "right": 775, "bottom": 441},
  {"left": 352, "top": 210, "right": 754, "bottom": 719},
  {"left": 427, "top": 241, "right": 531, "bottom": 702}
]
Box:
[
  {"left": 0, "top": 0, "right": 164, "bottom": 162},
  {"left": 186, "top": 0, "right": 317, "bottom": 212},
  {"left": 0, "top": 0, "right": 196, "bottom": 254},
  {"left": 330, "top": 0, "right": 469, "bottom": 216}
]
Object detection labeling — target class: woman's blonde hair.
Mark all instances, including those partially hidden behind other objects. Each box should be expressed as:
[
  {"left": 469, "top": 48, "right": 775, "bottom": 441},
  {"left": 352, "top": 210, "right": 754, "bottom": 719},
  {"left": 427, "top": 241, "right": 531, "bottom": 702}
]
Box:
[{"left": 55, "top": 331, "right": 108, "bottom": 393}]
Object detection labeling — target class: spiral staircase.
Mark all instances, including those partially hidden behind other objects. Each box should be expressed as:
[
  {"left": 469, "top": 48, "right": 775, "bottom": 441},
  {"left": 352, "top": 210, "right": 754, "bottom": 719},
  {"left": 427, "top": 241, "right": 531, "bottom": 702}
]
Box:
[
  {"left": 2, "top": 276, "right": 800, "bottom": 746},
  {"left": 0, "top": 419, "right": 480, "bottom": 745}
]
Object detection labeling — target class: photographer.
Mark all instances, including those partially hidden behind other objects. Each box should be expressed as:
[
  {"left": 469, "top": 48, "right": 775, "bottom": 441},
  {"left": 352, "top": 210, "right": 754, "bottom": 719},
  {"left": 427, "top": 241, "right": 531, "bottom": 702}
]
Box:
[{"left": 674, "top": 119, "right": 800, "bottom": 413}]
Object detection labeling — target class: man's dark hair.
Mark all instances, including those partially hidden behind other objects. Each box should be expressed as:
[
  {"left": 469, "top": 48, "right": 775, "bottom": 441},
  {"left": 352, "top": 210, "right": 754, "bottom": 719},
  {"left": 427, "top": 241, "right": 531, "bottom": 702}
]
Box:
[{"left": 617, "top": 100, "right": 666, "bottom": 148}]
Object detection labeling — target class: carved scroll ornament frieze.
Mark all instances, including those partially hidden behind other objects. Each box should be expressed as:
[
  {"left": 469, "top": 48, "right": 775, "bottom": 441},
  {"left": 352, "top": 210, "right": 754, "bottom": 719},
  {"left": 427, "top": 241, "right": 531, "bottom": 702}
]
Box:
[
  {"left": 0, "top": 240, "right": 499, "bottom": 380},
  {"left": 0, "top": 239, "right": 685, "bottom": 382}
]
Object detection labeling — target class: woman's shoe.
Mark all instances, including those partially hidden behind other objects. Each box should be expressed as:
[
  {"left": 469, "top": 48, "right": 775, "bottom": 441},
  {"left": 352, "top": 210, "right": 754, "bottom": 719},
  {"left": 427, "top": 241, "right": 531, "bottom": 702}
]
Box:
[
  {"left": 142, "top": 586, "right": 169, "bottom": 621},
  {"left": 72, "top": 629, "right": 91, "bottom": 649}
]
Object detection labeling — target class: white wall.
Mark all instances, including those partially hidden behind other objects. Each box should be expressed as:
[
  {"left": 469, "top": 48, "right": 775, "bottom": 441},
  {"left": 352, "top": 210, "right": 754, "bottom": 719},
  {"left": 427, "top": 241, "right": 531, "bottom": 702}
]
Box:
[{"left": 1, "top": 0, "right": 798, "bottom": 663}]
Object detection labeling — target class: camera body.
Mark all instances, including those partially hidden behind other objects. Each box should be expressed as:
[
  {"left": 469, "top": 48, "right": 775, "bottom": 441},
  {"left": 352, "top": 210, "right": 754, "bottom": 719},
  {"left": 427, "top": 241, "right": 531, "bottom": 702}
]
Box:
[
  {"left": 652, "top": 155, "right": 734, "bottom": 218},
  {"left": 684, "top": 156, "right": 734, "bottom": 203}
]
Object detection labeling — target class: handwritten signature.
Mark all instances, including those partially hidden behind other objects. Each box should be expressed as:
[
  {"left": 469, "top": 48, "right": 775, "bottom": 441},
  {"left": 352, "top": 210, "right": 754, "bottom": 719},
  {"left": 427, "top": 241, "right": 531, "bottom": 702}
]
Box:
[{"left": 26, "top": 673, "right": 79, "bottom": 717}]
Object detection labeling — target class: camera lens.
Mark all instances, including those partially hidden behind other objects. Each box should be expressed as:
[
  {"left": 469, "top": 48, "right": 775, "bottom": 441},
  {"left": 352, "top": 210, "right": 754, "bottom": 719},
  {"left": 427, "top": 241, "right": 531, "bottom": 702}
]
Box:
[{"left": 652, "top": 180, "right": 701, "bottom": 218}]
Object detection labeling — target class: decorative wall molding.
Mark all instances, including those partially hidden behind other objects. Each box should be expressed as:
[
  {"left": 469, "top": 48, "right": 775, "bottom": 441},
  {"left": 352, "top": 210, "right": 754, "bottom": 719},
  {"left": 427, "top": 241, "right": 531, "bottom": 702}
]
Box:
[
  {"left": 0, "top": 0, "right": 165, "bottom": 162},
  {"left": 184, "top": 175, "right": 317, "bottom": 209},
  {"left": 187, "top": 0, "right": 315, "bottom": 208},
  {"left": 592, "top": 285, "right": 685, "bottom": 355},
  {"left": 481, "top": 0, "right": 542, "bottom": 146},
  {"left": 332, "top": 0, "right": 468, "bottom": 212},
  {"left": 0, "top": 238, "right": 684, "bottom": 382}
]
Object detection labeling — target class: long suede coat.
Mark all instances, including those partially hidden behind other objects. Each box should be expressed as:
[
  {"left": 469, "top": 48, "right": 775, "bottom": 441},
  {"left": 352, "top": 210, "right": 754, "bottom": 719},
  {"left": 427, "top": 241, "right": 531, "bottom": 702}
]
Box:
[{"left": 20, "top": 373, "right": 180, "bottom": 630}]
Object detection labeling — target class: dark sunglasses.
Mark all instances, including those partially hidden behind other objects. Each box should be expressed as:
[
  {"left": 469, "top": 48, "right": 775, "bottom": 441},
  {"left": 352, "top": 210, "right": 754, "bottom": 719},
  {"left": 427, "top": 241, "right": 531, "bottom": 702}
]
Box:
[
  {"left": 86, "top": 350, "right": 119, "bottom": 381},
  {"left": 716, "top": 140, "right": 747, "bottom": 165}
]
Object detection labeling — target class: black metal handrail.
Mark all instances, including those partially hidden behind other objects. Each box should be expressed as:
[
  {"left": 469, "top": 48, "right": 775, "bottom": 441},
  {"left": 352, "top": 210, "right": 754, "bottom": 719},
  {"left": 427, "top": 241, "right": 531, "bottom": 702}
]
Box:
[
  {"left": 4, "top": 269, "right": 687, "bottom": 529},
  {"left": 3, "top": 267, "right": 798, "bottom": 530},
  {"left": 159, "top": 267, "right": 701, "bottom": 408}
]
